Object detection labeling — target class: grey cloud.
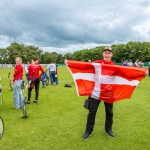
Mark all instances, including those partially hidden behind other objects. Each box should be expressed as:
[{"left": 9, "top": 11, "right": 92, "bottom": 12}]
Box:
[{"left": 0, "top": 0, "right": 150, "bottom": 53}]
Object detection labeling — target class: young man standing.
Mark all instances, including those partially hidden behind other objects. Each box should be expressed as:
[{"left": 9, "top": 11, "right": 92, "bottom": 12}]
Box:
[
  {"left": 13, "top": 57, "right": 24, "bottom": 109},
  {"left": 82, "top": 48, "right": 115, "bottom": 140},
  {"left": 26, "top": 58, "right": 44, "bottom": 104},
  {"left": 46, "top": 62, "right": 57, "bottom": 85}
]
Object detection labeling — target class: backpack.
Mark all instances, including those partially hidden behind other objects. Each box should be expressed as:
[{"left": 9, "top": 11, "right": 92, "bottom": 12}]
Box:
[{"left": 64, "top": 84, "right": 72, "bottom": 88}]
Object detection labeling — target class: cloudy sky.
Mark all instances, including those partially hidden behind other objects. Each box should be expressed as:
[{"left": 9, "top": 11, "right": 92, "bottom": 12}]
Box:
[{"left": 0, "top": 0, "right": 150, "bottom": 53}]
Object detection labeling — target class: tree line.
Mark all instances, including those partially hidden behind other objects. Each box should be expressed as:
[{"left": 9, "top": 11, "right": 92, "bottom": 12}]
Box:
[
  {"left": 0, "top": 42, "right": 64, "bottom": 64},
  {"left": 64, "top": 41, "right": 150, "bottom": 63},
  {"left": 0, "top": 41, "right": 150, "bottom": 64}
]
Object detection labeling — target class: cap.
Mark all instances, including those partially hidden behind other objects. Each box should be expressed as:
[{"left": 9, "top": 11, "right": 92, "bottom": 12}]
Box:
[{"left": 103, "top": 47, "right": 113, "bottom": 53}]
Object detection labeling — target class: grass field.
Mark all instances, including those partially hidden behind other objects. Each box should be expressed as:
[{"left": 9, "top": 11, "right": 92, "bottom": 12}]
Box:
[{"left": 0, "top": 67, "right": 150, "bottom": 150}]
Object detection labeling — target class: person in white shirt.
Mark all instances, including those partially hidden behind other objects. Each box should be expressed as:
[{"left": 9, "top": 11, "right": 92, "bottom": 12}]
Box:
[
  {"left": 46, "top": 62, "right": 57, "bottom": 85},
  {"left": 128, "top": 61, "right": 133, "bottom": 66},
  {"left": 24, "top": 61, "right": 30, "bottom": 82},
  {"left": 134, "top": 59, "right": 139, "bottom": 67}
]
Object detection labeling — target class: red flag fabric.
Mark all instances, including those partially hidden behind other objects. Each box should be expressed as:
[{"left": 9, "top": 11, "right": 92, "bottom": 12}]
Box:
[{"left": 65, "top": 60, "right": 147, "bottom": 103}]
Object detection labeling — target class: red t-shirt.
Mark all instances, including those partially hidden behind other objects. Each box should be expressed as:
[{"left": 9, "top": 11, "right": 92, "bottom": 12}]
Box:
[
  {"left": 28, "top": 63, "right": 44, "bottom": 80},
  {"left": 93, "top": 59, "right": 115, "bottom": 65},
  {"left": 13, "top": 64, "right": 23, "bottom": 81}
]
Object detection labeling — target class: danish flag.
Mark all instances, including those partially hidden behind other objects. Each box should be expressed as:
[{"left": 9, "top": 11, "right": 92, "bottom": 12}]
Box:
[{"left": 65, "top": 60, "right": 147, "bottom": 103}]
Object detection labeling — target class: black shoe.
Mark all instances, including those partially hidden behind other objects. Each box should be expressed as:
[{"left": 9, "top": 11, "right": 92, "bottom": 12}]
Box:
[
  {"left": 26, "top": 101, "right": 30, "bottom": 104},
  {"left": 105, "top": 130, "right": 115, "bottom": 137},
  {"left": 33, "top": 100, "right": 38, "bottom": 103},
  {"left": 82, "top": 132, "right": 92, "bottom": 140}
]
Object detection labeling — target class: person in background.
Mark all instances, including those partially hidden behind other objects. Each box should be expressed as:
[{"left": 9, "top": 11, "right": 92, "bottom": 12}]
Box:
[
  {"left": 41, "top": 71, "right": 49, "bottom": 87},
  {"left": 26, "top": 58, "right": 44, "bottom": 104},
  {"left": 134, "top": 59, "right": 139, "bottom": 67},
  {"left": 82, "top": 48, "right": 116, "bottom": 140},
  {"left": 46, "top": 62, "right": 57, "bottom": 85},
  {"left": 138, "top": 61, "right": 144, "bottom": 68},
  {"left": 54, "top": 64, "right": 58, "bottom": 85},
  {"left": 148, "top": 61, "right": 150, "bottom": 77},
  {"left": 122, "top": 60, "right": 128, "bottom": 66},
  {"left": 13, "top": 57, "right": 24, "bottom": 109},
  {"left": 128, "top": 60, "right": 134, "bottom": 66},
  {"left": 24, "top": 61, "right": 30, "bottom": 82}
]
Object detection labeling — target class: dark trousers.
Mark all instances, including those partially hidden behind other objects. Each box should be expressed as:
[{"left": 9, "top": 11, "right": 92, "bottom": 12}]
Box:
[
  {"left": 26, "top": 73, "right": 30, "bottom": 82},
  {"left": 55, "top": 77, "right": 58, "bottom": 84},
  {"left": 86, "top": 97, "right": 113, "bottom": 134},
  {"left": 28, "top": 78, "right": 40, "bottom": 101}
]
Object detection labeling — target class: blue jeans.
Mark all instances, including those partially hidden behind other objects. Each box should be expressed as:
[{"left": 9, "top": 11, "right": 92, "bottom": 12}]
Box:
[
  {"left": 13, "top": 80, "right": 23, "bottom": 109},
  {"left": 50, "top": 71, "right": 55, "bottom": 85},
  {"left": 55, "top": 76, "right": 58, "bottom": 85},
  {"left": 42, "top": 78, "right": 46, "bottom": 87}
]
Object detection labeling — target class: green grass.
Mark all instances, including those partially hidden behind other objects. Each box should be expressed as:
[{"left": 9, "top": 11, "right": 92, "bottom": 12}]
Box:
[{"left": 0, "top": 67, "right": 150, "bottom": 150}]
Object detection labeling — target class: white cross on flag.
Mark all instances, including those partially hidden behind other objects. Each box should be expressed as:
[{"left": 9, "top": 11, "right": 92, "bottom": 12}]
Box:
[{"left": 65, "top": 60, "right": 147, "bottom": 103}]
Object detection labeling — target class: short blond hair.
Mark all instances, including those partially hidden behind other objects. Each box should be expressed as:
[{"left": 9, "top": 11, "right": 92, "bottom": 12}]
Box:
[{"left": 15, "top": 57, "right": 22, "bottom": 63}]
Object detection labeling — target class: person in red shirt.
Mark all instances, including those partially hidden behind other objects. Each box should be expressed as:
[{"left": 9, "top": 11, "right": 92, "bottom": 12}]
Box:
[
  {"left": 13, "top": 57, "right": 24, "bottom": 109},
  {"left": 82, "top": 48, "right": 115, "bottom": 140},
  {"left": 26, "top": 58, "right": 44, "bottom": 104}
]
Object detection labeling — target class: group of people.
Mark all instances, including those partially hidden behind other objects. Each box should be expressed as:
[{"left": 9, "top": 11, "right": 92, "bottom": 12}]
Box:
[
  {"left": 10, "top": 48, "right": 149, "bottom": 141},
  {"left": 122, "top": 59, "right": 144, "bottom": 67},
  {"left": 134, "top": 59, "right": 145, "bottom": 67},
  {"left": 122, "top": 60, "right": 150, "bottom": 77},
  {"left": 12, "top": 50, "right": 116, "bottom": 140},
  {"left": 122, "top": 60, "right": 134, "bottom": 66},
  {"left": 13, "top": 57, "right": 58, "bottom": 108}
]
